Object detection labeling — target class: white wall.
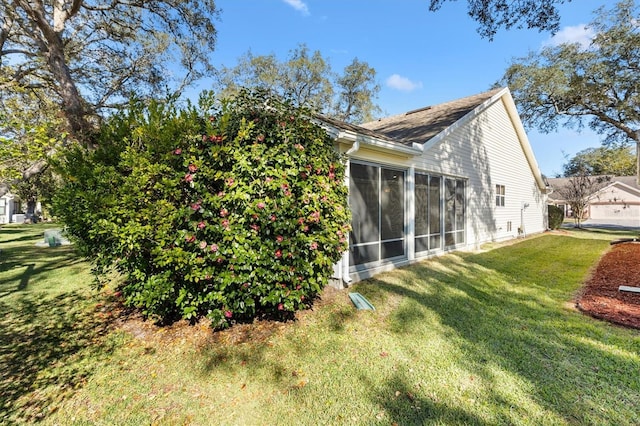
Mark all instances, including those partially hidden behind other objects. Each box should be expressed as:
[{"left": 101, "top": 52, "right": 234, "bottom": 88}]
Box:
[
  {"left": 410, "top": 97, "right": 547, "bottom": 248},
  {"left": 332, "top": 93, "right": 548, "bottom": 284}
]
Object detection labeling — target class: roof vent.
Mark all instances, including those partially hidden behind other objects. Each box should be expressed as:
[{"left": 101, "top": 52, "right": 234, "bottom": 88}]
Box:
[{"left": 406, "top": 106, "right": 432, "bottom": 115}]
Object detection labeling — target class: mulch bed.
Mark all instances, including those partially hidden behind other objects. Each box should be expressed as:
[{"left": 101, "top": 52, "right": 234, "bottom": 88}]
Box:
[{"left": 577, "top": 242, "right": 640, "bottom": 329}]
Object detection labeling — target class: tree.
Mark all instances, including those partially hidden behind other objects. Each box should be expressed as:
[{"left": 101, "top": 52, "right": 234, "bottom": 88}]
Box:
[
  {"left": 428, "top": 0, "right": 569, "bottom": 39},
  {"left": 216, "top": 44, "right": 381, "bottom": 123},
  {"left": 334, "top": 58, "right": 381, "bottom": 123},
  {"left": 555, "top": 174, "right": 610, "bottom": 227},
  {"left": 0, "top": 0, "right": 220, "bottom": 196},
  {"left": 563, "top": 146, "right": 636, "bottom": 177},
  {"left": 502, "top": 0, "right": 640, "bottom": 183}
]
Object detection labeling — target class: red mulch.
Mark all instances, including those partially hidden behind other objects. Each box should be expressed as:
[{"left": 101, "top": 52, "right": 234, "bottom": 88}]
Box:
[{"left": 577, "top": 242, "right": 640, "bottom": 329}]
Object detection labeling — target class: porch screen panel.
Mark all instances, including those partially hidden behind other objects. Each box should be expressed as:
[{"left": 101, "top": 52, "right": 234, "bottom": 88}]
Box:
[
  {"left": 0, "top": 199, "right": 5, "bottom": 216},
  {"left": 444, "top": 177, "right": 465, "bottom": 247},
  {"left": 414, "top": 174, "right": 429, "bottom": 253},
  {"left": 381, "top": 168, "right": 404, "bottom": 259},
  {"left": 445, "top": 178, "right": 456, "bottom": 247},
  {"left": 455, "top": 179, "right": 465, "bottom": 244},
  {"left": 429, "top": 176, "right": 442, "bottom": 250},
  {"left": 349, "top": 163, "right": 380, "bottom": 265},
  {"left": 350, "top": 163, "right": 405, "bottom": 267},
  {"left": 415, "top": 173, "right": 442, "bottom": 253}
]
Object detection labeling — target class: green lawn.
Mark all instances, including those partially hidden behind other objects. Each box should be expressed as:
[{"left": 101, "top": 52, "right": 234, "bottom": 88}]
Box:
[{"left": 1, "top": 224, "right": 639, "bottom": 425}]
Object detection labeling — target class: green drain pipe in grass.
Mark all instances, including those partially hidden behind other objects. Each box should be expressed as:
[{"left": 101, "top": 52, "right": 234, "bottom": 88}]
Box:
[{"left": 349, "top": 292, "right": 375, "bottom": 310}]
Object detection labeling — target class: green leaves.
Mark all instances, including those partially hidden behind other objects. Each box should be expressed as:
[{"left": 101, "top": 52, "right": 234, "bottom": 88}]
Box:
[{"left": 55, "top": 90, "right": 351, "bottom": 328}]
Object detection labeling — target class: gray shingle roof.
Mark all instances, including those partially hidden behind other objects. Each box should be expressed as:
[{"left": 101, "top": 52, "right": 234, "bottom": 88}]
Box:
[{"left": 359, "top": 88, "right": 504, "bottom": 146}]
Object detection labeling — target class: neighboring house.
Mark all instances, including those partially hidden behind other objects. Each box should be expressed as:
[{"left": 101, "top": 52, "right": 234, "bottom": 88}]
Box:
[
  {"left": 0, "top": 192, "right": 23, "bottom": 224},
  {"left": 319, "top": 87, "right": 550, "bottom": 286},
  {"left": 548, "top": 176, "right": 640, "bottom": 224}
]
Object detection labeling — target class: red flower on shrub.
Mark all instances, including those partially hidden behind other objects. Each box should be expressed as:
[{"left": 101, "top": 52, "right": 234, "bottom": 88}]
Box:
[
  {"left": 250, "top": 224, "right": 260, "bottom": 231},
  {"left": 220, "top": 208, "right": 228, "bottom": 217},
  {"left": 199, "top": 241, "right": 207, "bottom": 250},
  {"left": 294, "top": 143, "right": 304, "bottom": 151},
  {"left": 190, "top": 202, "right": 201, "bottom": 211},
  {"left": 184, "top": 173, "right": 193, "bottom": 183},
  {"left": 278, "top": 303, "right": 284, "bottom": 311},
  {"left": 188, "top": 163, "right": 198, "bottom": 172},
  {"left": 265, "top": 177, "right": 273, "bottom": 183},
  {"left": 297, "top": 218, "right": 304, "bottom": 225},
  {"left": 225, "top": 177, "right": 235, "bottom": 187},
  {"left": 310, "top": 211, "right": 320, "bottom": 223},
  {"left": 257, "top": 134, "right": 265, "bottom": 142},
  {"left": 270, "top": 214, "right": 277, "bottom": 222},
  {"left": 197, "top": 221, "right": 206, "bottom": 229},
  {"left": 210, "top": 243, "right": 218, "bottom": 252},
  {"left": 257, "top": 202, "right": 266, "bottom": 209},
  {"left": 276, "top": 235, "right": 284, "bottom": 243},
  {"left": 310, "top": 242, "right": 318, "bottom": 250},
  {"left": 174, "top": 148, "right": 182, "bottom": 155},
  {"left": 222, "top": 219, "right": 230, "bottom": 229},
  {"left": 275, "top": 249, "right": 282, "bottom": 258},
  {"left": 185, "top": 234, "right": 196, "bottom": 243},
  {"left": 224, "top": 310, "right": 233, "bottom": 318}
]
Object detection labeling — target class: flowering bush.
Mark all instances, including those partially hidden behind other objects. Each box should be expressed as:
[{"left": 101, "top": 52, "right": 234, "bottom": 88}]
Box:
[{"left": 54, "top": 90, "right": 350, "bottom": 327}]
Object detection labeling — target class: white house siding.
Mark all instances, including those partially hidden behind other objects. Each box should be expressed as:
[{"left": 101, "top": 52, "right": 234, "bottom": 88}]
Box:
[
  {"left": 411, "top": 98, "right": 547, "bottom": 249},
  {"left": 589, "top": 183, "right": 640, "bottom": 221},
  {"left": 328, "top": 91, "right": 548, "bottom": 285}
]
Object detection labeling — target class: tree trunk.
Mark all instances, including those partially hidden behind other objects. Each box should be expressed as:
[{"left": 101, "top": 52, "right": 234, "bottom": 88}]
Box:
[
  {"left": 25, "top": 1, "right": 94, "bottom": 147},
  {"left": 0, "top": 159, "right": 49, "bottom": 198},
  {"left": 637, "top": 140, "right": 640, "bottom": 186}
]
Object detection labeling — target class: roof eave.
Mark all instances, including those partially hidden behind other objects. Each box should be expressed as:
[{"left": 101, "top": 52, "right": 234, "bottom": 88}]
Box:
[{"left": 318, "top": 121, "right": 423, "bottom": 157}]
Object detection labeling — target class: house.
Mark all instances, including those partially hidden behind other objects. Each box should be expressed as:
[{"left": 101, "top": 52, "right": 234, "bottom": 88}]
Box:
[
  {"left": 0, "top": 192, "right": 23, "bottom": 224},
  {"left": 319, "top": 87, "right": 550, "bottom": 286},
  {"left": 548, "top": 176, "right": 640, "bottom": 225}
]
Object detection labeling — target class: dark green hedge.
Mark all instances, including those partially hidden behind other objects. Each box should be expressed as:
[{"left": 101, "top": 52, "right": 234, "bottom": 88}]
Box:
[
  {"left": 54, "top": 90, "right": 351, "bottom": 327},
  {"left": 548, "top": 204, "right": 565, "bottom": 230}
]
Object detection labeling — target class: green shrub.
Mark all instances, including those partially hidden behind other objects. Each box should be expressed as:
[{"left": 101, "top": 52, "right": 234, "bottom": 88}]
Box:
[
  {"left": 548, "top": 204, "right": 564, "bottom": 230},
  {"left": 54, "top": 90, "right": 351, "bottom": 327}
]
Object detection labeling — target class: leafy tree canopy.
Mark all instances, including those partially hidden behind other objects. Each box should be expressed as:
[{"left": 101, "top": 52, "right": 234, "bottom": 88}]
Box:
[
  {"left": 502, "top": 0, "right": 640, "bottom": 181},
  {"left": 429, "top": 0, "right": 569, "bottom": 39},
  {"left": 563, "top": 146, "right": 636, "bottom": 177},
  {"left": 0, "top": 0, "right": 219, "bottom": 196},
  {"left": 502, "top": 1, "right": 640, "bottom": 145},
  {"left": 216, "top": 44, "right": 381, "bottom": 124}
]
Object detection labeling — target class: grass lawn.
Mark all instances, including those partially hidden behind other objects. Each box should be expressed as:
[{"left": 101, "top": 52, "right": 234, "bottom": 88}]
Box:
[{"left": 1, "top": 224, "right": 639, "bottom": 425}]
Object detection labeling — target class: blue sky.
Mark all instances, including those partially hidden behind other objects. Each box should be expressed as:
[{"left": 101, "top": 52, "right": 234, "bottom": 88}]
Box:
[{"left": 198, "top": 0, "right": 608, "bottom": 177}]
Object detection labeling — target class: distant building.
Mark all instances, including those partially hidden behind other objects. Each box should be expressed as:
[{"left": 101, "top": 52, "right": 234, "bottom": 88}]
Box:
[{"left": 547, "top": 176, "right": 640, "bottom": 225}]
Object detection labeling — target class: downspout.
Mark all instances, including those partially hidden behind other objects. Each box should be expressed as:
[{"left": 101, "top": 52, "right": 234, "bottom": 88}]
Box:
[
  {"left": 341, "top": 140, "right": 360, "bottom": 286},
  {"left": 520, "top": 201, "right": 529, "bottom": 238}
]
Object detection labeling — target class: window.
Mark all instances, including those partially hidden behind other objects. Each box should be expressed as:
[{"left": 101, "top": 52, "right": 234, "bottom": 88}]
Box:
[
  {"left": 349, "top": 163, "right": 405, "bottom": 267},
  {"left": 415, "top": 174, "right": 441, "bottom": 253},
  {"left": 496, "top": 184, "right": 505, "bottom": 207},
  {"left": 0, "top": 199, "right": 5, "bottom": 216}
]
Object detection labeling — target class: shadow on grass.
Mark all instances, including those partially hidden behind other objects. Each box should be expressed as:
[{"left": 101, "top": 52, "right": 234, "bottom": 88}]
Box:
[
  {"left": 0, "top": 245, "right": 85, "bottom": 295},
  {"left": 0, "top": 291, "right": 118, "bottom": 423},
  {"left": 360, "top": 236, "right": 640, "bottom": 424}
]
